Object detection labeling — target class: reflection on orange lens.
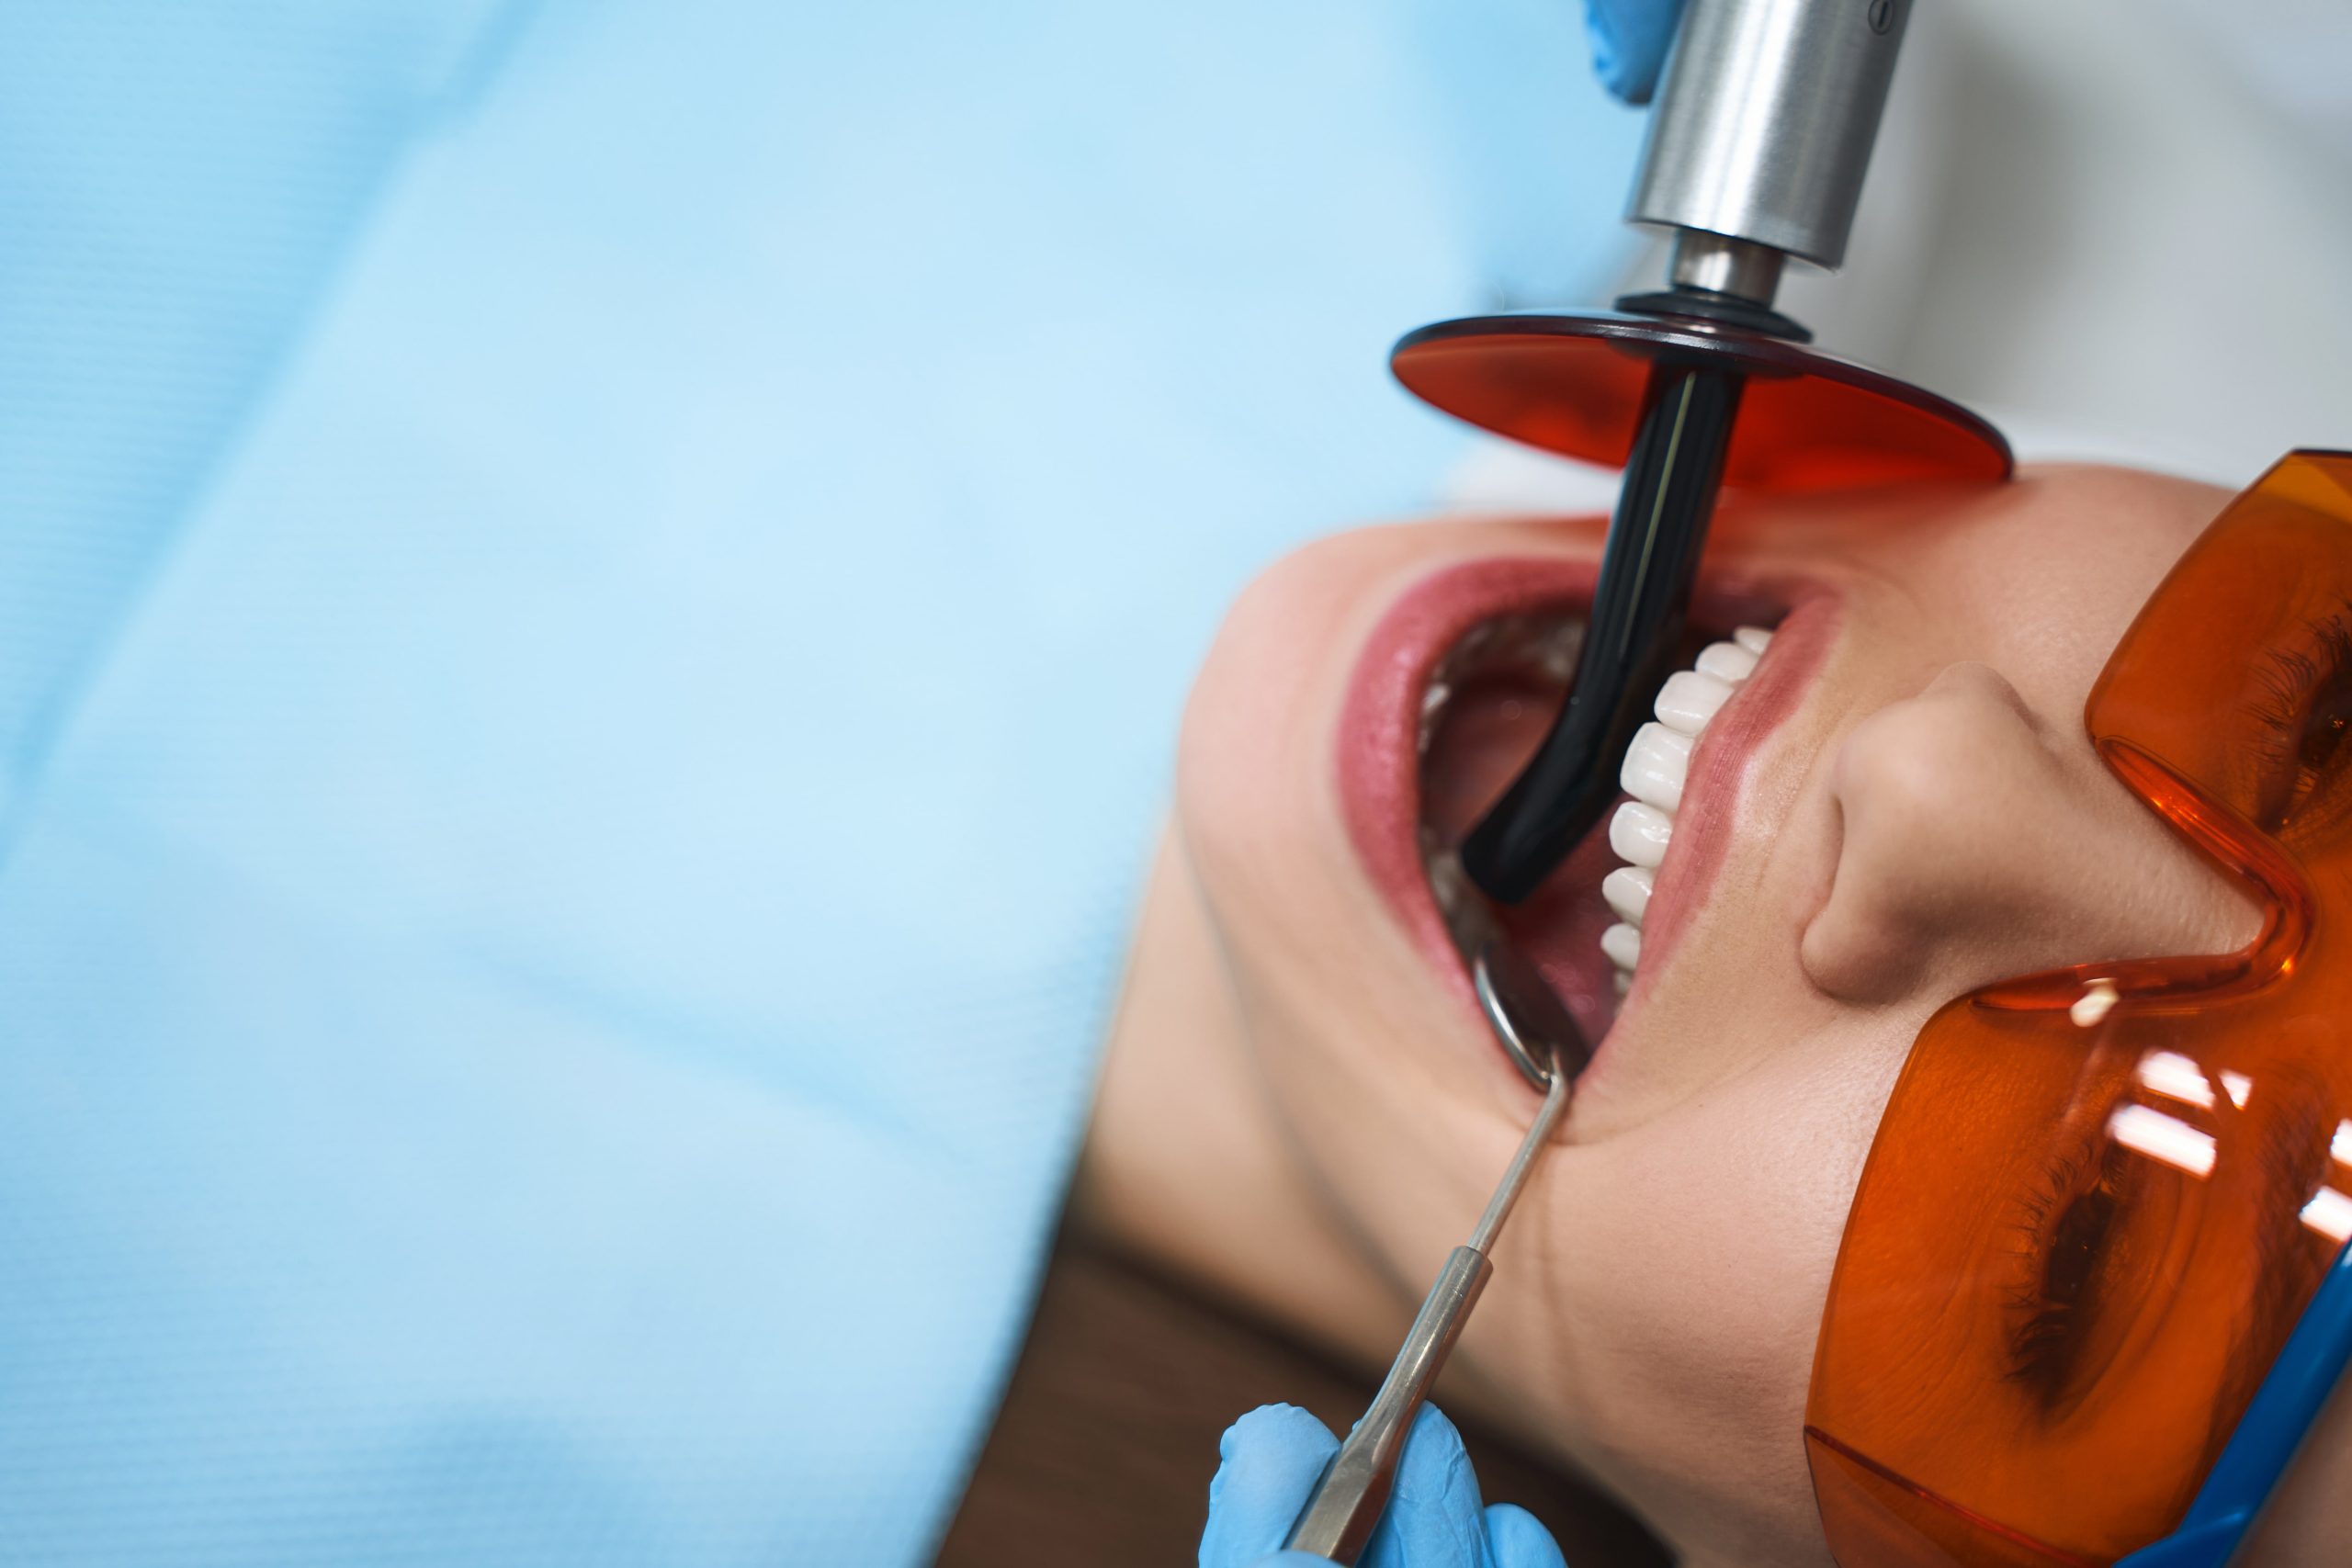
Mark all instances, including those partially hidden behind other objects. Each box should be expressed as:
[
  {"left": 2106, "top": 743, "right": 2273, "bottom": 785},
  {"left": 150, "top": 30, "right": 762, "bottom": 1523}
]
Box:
[{"left": 1805, "top": 452, "right": 2352, "bottom": 1566}]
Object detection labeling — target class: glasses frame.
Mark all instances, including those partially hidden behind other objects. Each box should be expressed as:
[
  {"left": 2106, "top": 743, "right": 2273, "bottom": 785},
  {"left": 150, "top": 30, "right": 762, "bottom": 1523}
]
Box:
[{"left": 2113, "top": 1237, "right": 2352, "bottom": 1567}]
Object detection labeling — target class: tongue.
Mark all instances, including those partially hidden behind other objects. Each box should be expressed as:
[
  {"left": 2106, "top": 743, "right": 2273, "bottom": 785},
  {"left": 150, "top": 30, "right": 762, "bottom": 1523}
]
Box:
[
  {"left": 1498, "top": 824, "right": 1629, "bottom": 1044},
  {"left": 1420, "top": 671, "right": 1559, "bottom": 844},
  {"left": 1422, "top": 671, "right": 1628, "bottom": 1044}
]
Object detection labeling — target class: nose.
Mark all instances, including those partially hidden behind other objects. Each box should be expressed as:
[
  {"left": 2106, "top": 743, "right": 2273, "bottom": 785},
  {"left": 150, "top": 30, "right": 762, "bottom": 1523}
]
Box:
[{"left": 1800, "top": 661, "right": 2261, "bottom": 1006}]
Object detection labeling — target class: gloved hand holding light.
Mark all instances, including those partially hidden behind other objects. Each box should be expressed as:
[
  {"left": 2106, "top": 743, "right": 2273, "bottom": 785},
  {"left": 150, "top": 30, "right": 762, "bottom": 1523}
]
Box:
[{"left": 1582, "top": 0, "right": 1688, "bottom": 104}]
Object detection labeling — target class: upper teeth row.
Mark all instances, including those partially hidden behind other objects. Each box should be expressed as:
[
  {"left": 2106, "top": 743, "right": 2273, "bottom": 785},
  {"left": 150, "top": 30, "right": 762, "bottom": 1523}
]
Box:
[{"left": 1600, "top": 625, "right": 1773, "bottom": 991}]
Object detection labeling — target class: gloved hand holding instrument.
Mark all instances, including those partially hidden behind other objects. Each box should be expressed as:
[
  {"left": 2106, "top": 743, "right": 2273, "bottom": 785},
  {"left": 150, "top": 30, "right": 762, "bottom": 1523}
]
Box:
[{"left": 1200, "top": 1404, "right": 1567, "bottom": 1568}]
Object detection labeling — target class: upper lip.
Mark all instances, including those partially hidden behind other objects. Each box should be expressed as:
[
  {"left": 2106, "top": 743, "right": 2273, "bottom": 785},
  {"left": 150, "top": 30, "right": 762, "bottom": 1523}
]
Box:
[{"left": 1336, "top": 544, "right": 1827, "bottom": 1090}]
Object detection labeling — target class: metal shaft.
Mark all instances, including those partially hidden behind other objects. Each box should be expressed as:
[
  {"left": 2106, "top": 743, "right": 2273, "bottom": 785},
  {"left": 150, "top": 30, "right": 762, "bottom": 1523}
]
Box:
[
  {"left": 1459, "top": 362, "right": 1743, "bottom": 903},
  {"left": 1629, "top": 0, "right": 1912, "bottom": 272},
  {"left": 1284, "top": 1061, "right": 1573, "bottom": 1562},
  {"left": 1470, "top": 1063, "right": 1571, "bottom": 1254},
  {"left": 1283, "top": 1246, "right": 1492, "bottom": 1563}
]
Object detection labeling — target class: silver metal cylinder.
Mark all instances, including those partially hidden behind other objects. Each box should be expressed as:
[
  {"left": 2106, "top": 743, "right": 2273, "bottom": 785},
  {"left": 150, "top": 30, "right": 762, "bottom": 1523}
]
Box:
[
  {"left": 1667, "top": 231, "right": 1786, "bottom": 304},
  {"left": 1284, "top": 1246, "right": 1494, "bottom": 1563},
  {"left": 1627, "top": 0, "right": 1911, "bottom": 272}
]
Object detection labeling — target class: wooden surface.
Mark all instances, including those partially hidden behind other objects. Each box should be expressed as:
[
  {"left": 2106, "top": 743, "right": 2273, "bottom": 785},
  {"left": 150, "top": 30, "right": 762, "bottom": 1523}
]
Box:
[{"left": 934, "top": 1234, "right": 1671, "bottom": 1567}]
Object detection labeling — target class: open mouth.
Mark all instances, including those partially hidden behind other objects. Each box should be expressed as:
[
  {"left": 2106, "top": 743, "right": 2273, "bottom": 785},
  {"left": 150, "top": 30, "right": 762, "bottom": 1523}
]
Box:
[
  {"left": 1336, "top": 549, "right": 1828, "bottom": 1089},
  {"left": 1412, "top": 600, "right": 1786, "bottom": 1047}
]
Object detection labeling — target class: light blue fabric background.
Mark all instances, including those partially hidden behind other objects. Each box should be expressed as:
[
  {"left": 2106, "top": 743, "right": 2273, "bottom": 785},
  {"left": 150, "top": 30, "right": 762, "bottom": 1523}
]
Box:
[{"left": 0, "top": 3, "right": 1638, "bottom": 1562}]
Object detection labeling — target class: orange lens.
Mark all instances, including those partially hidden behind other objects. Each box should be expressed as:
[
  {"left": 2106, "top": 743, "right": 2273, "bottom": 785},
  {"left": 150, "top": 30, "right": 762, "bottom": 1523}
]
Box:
[
  {"left": 1805, "top": 452, "right": 2352, "bottom": 1566},
  {"left": 1390, "top": 313, "right": 2012, "bottom": 493}
]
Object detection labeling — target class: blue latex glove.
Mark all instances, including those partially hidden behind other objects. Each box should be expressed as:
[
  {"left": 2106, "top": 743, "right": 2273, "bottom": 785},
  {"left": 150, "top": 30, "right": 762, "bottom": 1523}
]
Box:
[
  {"left": 1201, "top": 1404, "right": 1568, "bottom": 1568},
  {"left": 1585, "top": 0, "right": 1690, "bottom": 104}
]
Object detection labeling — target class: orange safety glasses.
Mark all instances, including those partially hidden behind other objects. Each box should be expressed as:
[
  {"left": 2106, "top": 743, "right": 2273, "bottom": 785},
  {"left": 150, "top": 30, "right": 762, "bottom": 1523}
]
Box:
[{"left": 1805, "top": 451, "right": 2352, "bottom": 1565}]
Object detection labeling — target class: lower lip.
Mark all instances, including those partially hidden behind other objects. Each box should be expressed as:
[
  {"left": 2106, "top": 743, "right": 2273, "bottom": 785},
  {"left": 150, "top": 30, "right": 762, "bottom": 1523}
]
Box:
[{"left": 1334, "top": 555, "right": 1833, "bottom": 1084}]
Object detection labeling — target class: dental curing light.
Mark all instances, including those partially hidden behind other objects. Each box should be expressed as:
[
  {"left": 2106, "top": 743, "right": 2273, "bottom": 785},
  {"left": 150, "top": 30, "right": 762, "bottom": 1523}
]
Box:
[{"left": 1398, "top": 0, "right": 2012, "bottom": 904}]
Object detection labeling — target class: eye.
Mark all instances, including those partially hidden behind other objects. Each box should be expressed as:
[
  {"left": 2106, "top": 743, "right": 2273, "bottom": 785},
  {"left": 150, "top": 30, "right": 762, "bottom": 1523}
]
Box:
[
  {"left": 2001, "top": 1122, "right": 2191, "bottom": 1419},
  {"left": 2247, "top": 605, "right": 2352, "bottom": 839},
  {"left": 2007, "top": 1146, "right": 2126, "bottom": 1404},
  {"left": 2295, "top": 676, "right": 2352, "bottom": 784}
]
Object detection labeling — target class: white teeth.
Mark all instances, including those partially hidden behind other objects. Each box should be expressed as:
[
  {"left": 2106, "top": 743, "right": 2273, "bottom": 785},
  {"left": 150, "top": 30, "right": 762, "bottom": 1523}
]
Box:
[
  {"left": 1600, "top": 626, "right": 1774, "bottom": 993},
  {"left": 1653, "top": 670, "right": 1735, "bottom": 736},
  {"left": 1694, "top": 640, "right": 1758, "bottom": 682},
  {"left": 1601, "top": 864, "right": 1654, "bottom": 927},
  {"left": 1609, "top": 800, "right": 1673, "bottom": 867},
  {"left": 1620, "top": 722, "right": 1692, "bottom": 813}
]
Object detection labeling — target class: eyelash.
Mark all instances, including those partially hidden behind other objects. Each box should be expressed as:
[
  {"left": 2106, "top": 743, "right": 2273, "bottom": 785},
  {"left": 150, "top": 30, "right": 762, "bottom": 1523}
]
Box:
[
  {"left": 2245, "top": 602, "right": 2352, "bottom": 832},
  {"left": 2004, "top": 1140, "right": 2126, "bottom": 1404}
]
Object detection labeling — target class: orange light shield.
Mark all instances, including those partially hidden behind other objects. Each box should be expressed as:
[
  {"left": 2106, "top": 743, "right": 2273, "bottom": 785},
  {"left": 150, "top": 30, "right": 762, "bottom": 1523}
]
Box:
[
  {"left": 1390, "top": 313, "right": 2011, "bottom": 494},
  {"left": 1805, "top": 453, "right": 2352, "bottom": 1567}
]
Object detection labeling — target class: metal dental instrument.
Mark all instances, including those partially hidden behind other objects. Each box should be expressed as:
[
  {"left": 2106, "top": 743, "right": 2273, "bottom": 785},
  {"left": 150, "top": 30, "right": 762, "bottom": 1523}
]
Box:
[
  {"left": 1283, "top": 943, "right": 1589, "bottom": 1564},
  {"left": 1397, "top": 0, "right": 2013, "bottom": 905}
]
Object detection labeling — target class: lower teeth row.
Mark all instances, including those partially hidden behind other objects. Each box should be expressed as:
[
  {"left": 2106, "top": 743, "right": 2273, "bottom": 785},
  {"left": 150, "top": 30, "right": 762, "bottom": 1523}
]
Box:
[{"left": 1600, "top": 625, "right": 1774, "bottom": 994}]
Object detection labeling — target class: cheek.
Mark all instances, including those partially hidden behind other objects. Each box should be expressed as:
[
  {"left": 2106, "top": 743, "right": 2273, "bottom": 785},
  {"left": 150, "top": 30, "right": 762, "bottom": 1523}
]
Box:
[
  {"left": 1594, "top": 1107, "right": 1861, "bottom": 1428},
  {"left": 1527, "top": 1022, "right": 1909, "bottom": 1538},
  {"left": 1928, "top": 470, "right": 2225, "bottom": 715}
]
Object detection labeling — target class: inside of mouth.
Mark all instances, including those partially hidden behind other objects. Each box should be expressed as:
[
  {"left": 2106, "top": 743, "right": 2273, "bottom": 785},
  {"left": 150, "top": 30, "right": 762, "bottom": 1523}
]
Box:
[{"left": 1417, "top": 604, "right": 1781, "bottom": 1046}]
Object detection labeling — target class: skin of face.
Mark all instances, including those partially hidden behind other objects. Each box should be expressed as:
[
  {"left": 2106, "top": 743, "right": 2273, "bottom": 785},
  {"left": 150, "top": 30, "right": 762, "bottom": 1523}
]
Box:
[{"left": 1076, "top": 465, "right": 2352, "bottom": 1565}]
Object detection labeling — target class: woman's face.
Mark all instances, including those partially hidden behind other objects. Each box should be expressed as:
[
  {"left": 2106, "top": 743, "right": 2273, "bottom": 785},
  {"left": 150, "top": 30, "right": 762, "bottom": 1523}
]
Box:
[{"left": 1155, "top": 466, "right": 2288, "bottom": 1562}]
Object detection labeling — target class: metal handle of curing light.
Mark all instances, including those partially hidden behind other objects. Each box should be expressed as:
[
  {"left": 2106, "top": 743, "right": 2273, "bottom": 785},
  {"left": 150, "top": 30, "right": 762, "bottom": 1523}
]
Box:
[
  {"left": 1283, "top": 1246, "right": 1493, "bottom": 1562},
  {"left": 1630, "top": 0, "right": 1912, "bottom": 288}
]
